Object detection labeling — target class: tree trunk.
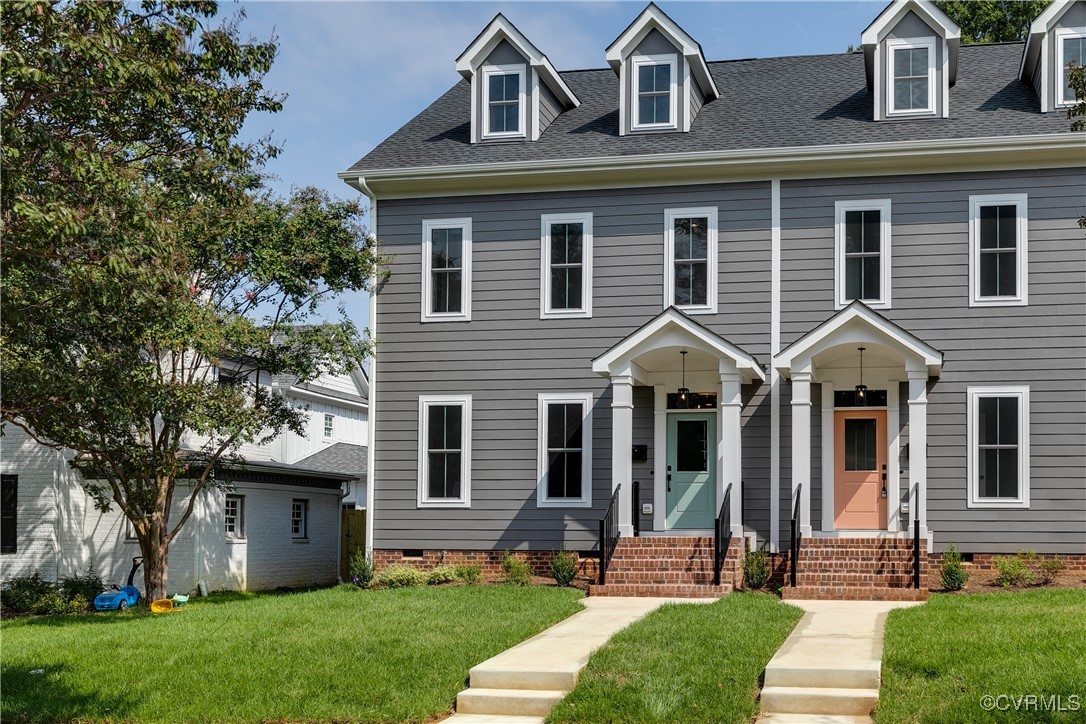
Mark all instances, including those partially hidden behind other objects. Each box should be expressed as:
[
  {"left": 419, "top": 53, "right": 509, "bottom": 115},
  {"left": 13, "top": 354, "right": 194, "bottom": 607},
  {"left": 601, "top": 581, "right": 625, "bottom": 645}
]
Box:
[{"left": 140, "top": 534, "right": 170, "bottom": 603}]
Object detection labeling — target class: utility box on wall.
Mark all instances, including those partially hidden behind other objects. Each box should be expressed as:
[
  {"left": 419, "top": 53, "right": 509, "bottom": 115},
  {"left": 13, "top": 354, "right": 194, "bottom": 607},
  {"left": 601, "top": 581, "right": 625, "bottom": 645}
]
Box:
[{"left": 631, "top": 444, "right": 648, "bottom": 462}]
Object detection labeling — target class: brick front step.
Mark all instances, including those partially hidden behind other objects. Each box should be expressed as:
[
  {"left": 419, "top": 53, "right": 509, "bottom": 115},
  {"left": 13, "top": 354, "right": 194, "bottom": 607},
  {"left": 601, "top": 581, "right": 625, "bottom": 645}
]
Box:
[
  {"left": 782, "top": 585, "right": 929, "bottom": 601},
  {"left": 589, "top": 583, "right": 732, "bottom": 598}
]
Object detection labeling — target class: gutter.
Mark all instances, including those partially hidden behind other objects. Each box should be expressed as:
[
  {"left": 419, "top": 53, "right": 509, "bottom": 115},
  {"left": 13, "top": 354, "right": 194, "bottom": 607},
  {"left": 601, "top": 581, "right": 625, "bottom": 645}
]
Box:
[{"left": 338, "top": 132, "right": 1084, "bottom": 199}]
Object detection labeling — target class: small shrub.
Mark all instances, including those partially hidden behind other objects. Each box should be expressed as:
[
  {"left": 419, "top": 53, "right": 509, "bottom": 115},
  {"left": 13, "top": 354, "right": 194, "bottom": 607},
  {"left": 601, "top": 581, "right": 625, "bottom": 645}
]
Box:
[
  {"left": 1038, "top": 558, "right": 1065, "bottom": 584},
  {"left": 371, "top": 564, "right": 427, "bottom": 589},
  {"left": 348, "top": 551, "right": 374, "bottom": 589},
  {"left": 60, "top": 569, "right": 104, "bottom": 609},
  {"left": 993, "top": 554, "right": 1034, "bottom": 588},
  {"left": 1, "top": 572, "right": 54, "bottom": 613},
  {"left": 454, "top": 563, "right": 482, "bottom": 585},
  {"left": 427, "top": 564, "right": 459, "bottom": 585},
  {"left": 31, "top": 590, "right": 87, "bottom": 616},
  {"left": 742, "top": 546, "right": 771, "bottom": 590},
  {"left": 550, "top": 551, "right": 579, "bottom": 587},
  {"left": 940, "top": 544, "right": 968, "bottom": 591},
  {"left": 501, "top": 551, "right": 532, "bottom": 587}
]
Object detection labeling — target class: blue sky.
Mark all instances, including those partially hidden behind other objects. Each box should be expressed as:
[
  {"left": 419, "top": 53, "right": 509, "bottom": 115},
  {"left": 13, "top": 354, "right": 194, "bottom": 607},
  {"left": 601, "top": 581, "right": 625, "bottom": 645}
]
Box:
[{"left": 230, "top": 0, "right": 888, "bottom": 325}]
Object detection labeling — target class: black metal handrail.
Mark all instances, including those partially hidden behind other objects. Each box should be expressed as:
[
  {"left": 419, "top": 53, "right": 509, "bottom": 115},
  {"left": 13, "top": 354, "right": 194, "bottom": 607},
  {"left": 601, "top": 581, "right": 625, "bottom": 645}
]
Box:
[
  {"left": 632, "top": 481, "right": 641, "bottom": 538},
  {"left": 789, "top": 484, "right": 802, "bottom": 588},
  {"left": 713, "top": 483, "right": 732, "bottom": 586},
  {"left": 598, "top": 484, "right": 622, "bottom": 585},
  {"left": 912, "top": 483, "right": 921, "bottom": 589}
]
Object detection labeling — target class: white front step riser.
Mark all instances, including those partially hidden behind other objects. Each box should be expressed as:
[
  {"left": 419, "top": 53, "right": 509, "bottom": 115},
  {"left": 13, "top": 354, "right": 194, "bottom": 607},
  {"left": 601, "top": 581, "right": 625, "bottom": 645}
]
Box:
[
  {"left": 456, "top": 689, "right": 567, "bottom": 717},
  {"left": 760, "top": 687, "right": 878, "bottom": 716},
  {"left": 469, "top": 669, "right": 577, "bottom": 691},
  {"left": 764, "top": 666, "right": 880, "bottom": 690}
]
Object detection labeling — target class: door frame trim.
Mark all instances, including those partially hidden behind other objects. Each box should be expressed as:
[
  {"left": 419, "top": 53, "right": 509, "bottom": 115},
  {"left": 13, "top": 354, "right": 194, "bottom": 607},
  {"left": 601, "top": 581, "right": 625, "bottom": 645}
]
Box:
[{"left": 821, "top": 381, "right": 900, "bottom": 533}]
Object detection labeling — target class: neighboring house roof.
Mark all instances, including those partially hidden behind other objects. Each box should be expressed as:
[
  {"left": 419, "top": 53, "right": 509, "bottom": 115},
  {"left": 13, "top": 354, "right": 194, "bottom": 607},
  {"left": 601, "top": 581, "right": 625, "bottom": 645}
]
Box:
[
  {"left": 219, "top": 455, "right": 361, "bottom": 489},
  {"left": 296, "top": 443, "right": 368, "bottom": 482},
  {"left": 345, "top": 42, "right": 1070, "bottom": 175},
  {"left": 289, "top": 380, "right": 368, "bottom": 406}
]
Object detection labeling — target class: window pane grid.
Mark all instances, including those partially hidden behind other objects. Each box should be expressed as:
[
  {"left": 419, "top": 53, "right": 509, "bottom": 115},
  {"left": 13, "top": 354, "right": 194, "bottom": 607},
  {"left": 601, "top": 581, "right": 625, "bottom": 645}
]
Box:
[
  {"left": 427, "top": 404, "right": 463, "bottom": 500},
  {"left": 637, "top": 62, "right": 671, "bottom": 124},
  {"left": 978, "top": 205, "right": 1018, "bottom": 298},
  {"left": 843, "top": 210, "right": 881, "bottom": 301},
  {"left": 976, "top": 396, "right": 1020, "bottom": 500},
  {"left": 291, "top": 500, "right": 306, "bottom": 537},
  {"left": 545, "top": 402, "right": 584, "bottom": 500},
  {"left": 1063, "top": 36, "right": 1086, "bottom": 102},
  {"left": 672, "top": 216, "right": 709, "bottom": 307},
  {"left": 488, "top": 72, "right": 520, "bottom": 133},
  {"left": 548, "top": 222, "right": 584, "bottom": 311},
  {"left": 893, "top": 47, "right": 929, "bottom": 111},
  {"left": 430, "top": 227, "right": 464, "bottom": 314}
]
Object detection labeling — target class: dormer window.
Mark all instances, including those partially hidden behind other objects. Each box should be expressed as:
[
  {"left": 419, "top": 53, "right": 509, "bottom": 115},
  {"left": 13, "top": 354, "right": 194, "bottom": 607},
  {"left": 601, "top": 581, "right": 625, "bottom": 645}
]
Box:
[
  {"left": 888, "top": 38, "right": 935, "bottom": 114},
  {"left": 634, "top": 55, "right": 677, "bottom": 129},
  {"left": 484, "top": 65, "right": 525, "bottom": 138},
  {"left": 1057, "top": 29, "right": 1086, "bottom": 106}
]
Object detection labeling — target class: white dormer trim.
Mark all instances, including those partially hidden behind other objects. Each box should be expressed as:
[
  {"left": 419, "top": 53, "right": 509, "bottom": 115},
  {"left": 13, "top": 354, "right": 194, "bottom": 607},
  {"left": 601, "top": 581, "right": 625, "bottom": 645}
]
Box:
[
  {"left": 608, "top": 2, "right": 716, "bottom": 135},
  {"left": 456, "top": 14, "right": 579, "bottom": 108},
  {"left": 1020, "top": 1, "right": 1083, "bottom": 113},
  {"left": 1055, "top": 27, "right": 1086, "bottom": 108},
  {"left": 861, "top": 0, "right": 961, "bottom": 59}
]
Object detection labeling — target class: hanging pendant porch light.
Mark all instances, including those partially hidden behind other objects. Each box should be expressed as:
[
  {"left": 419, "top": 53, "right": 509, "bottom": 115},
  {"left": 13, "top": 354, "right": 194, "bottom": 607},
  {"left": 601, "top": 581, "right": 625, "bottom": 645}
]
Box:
[
  {"left": 677, "top": 350, "right": 690, "bottom": 408},
  {"left": 855, "top": 346, "right": 868, "bottom": 406}
]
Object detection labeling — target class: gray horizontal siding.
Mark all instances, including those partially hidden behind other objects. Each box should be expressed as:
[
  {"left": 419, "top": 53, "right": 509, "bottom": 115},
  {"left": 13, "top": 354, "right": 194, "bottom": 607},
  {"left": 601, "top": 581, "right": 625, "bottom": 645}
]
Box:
[{"left": 373, "top": 166, "right": 1085, "bottom": 554}]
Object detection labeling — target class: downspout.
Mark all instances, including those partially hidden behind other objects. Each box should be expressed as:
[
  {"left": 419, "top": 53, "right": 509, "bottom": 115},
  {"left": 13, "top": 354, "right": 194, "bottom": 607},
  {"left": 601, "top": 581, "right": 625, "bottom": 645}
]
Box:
[
  {"left": 357, "top": 176, "right": 377, "bottom": 560},
  {"left": 336, "top": 478, "right": 351, "bottom": 583}
]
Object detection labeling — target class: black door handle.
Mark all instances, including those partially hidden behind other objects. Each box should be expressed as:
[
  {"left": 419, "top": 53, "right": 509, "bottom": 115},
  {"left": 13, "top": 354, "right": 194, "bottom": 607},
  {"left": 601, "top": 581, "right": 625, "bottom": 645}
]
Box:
[{"left": 667, "top": 473, "right": 672, "bottom": 492}]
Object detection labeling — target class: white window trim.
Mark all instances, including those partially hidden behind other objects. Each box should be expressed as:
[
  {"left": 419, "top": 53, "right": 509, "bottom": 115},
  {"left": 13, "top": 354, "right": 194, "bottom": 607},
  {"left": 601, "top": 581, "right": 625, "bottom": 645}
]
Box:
[
  {"left": 225, "top": 494, "right": 245, "bottom": 540},
  {"left": 540, "top": 212, "right": 593, "bottom": 319},
  {"left": 323, "top": 412, "right": 334, "bottom": 439},
  {"left": 631, "top": 54, "right": 678, "bottom": 131},
  {"left": 886, "top": 36, "right": 936, "bottom": 117},
  {"left": 482, "top": 64, "right": 527, "bottom": 140},
  {"left": 291, "top": 498, "right": 308, "bottom": 539},
  {"left": 966, "top": 386, "right": 1030, "bottom": 509},
  {"left": 834, "top": 199, "right": 892, "bottom": 309},
  {"left": 663, "top": 206, "right": 718, "bottom": 314},
  {"left": 417, "top": 395, "right": 472, "bottom": 508},
  {"left": 1055, "top": 28, "right": 1086, "bottom": 109},
  {"left": 537, "top": 392, "right": 593, "bottom": 508},
  {"left": 421, "top": 218, "right": 472, "bottom": 323},
  {"left": 968, "top": 193, "right": 1028, "bottom": 307}
]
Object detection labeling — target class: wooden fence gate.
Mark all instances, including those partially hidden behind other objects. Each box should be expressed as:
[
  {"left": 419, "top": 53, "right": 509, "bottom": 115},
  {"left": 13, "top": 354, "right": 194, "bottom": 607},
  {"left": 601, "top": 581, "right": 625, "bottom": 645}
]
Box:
[{"left": 340, "top": 508, "right": 367, "bottom": 580}]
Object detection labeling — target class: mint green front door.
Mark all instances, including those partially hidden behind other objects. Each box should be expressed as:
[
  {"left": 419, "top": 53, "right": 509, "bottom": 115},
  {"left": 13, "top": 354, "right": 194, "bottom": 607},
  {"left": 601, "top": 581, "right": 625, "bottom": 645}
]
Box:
[{"left": 666, "top": 413, "right": 717, "bottom": 529}]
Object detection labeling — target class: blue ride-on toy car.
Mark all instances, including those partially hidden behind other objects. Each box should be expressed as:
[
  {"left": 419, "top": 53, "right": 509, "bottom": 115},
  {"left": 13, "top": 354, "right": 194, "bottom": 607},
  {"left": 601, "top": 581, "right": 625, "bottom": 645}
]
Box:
[{"left": 93, "top": 556, "right": 143, "bottom": 611}]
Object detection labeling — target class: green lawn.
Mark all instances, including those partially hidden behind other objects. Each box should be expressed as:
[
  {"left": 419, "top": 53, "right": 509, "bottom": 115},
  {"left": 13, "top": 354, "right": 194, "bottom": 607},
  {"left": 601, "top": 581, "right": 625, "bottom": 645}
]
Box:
[
  {"left": 878, "top": 589, "right": 1086, "bottom": 723},
  {"left": 546, "top": 592, "right": 803, "bottom": 724},
  {"left": 1, "top": 585, "right": 584, "bottom": 723}
]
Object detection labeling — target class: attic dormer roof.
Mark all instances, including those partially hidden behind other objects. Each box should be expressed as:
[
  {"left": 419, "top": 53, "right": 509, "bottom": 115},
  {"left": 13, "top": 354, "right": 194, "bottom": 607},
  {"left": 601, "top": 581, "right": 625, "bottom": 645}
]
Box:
[
  {"left": 604, "top": 2, "right": 720, "bottom": 101},
  {"left": 455, "top": 13, "right": 579, "bottom": 109},
  {"left": 1020, "top": 0, "right": 1082, "bottom": 81},
  {"left": 861, "top": 0, "right": 961, "bottom": 88}
]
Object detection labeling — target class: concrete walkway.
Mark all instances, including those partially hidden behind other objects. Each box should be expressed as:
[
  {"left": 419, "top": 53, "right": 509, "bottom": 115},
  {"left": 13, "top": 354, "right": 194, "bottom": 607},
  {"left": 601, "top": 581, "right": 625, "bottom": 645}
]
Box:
[
  {"left": 444, "top": 596, "right": 713, "bottom": 723},
  {"left": 759, "top": 599, "right": 923, "bottom": 723}
]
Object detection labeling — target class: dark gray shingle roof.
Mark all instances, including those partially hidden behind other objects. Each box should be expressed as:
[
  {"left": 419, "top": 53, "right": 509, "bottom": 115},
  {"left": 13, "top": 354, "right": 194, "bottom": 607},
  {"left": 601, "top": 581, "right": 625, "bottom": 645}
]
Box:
[
  {"left": 296, "top": 443, "right": 367, "bottom": 481},
  {"left": 347, "top": 43, "right": 1073, "bottom": 174}
]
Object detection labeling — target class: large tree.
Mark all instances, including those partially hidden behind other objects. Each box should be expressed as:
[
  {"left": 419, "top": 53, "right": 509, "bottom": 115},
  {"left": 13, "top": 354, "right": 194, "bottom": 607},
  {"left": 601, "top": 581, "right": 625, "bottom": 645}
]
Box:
[
  {"left": 933, "top": 1, "right": 1050, "bottom": 43},
  {"left": 1, "top": 1, "right": 377, "bottom": 601}
]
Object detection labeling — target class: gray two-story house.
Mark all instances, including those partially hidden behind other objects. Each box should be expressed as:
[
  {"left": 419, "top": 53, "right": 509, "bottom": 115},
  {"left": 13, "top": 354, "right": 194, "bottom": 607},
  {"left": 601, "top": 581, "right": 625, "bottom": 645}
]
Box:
[{"left": 341, "top": 0, "right": 1085, "bottom": 598}]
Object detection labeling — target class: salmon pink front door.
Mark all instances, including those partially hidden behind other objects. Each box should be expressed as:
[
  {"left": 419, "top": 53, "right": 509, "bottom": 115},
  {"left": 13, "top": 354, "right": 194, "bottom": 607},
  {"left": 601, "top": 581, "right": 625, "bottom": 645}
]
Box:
[{"left": 834, "top": 409, "right": 887, "bottom": 529}]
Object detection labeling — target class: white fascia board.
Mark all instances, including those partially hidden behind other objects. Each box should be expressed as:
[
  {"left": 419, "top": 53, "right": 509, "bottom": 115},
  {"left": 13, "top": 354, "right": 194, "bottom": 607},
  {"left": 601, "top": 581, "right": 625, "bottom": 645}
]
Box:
[
  {"left": 592, "top": 307, "right": 764, "bottom": 383},
  {"left": 774, "top": 302, "right": 943, "bottom": 378},
  {"left": 286, "top": 385, "right": 369, "bottom": 411},
  {"left": 1022, "top": 1, "right": 1079, "bottom": 82},
  {"left": 338, "top": 133, "right": 1085, "bottom": 198},
  {"left": 861, "top": 0, "right": 960, "bottom": 46}
]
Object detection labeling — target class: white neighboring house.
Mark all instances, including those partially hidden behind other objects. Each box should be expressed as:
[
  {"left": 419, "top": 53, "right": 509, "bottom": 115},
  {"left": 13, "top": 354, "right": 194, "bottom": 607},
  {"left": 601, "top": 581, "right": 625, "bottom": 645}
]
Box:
[{"left": 0, "top": 365, "right": 368, "bottom": 593}]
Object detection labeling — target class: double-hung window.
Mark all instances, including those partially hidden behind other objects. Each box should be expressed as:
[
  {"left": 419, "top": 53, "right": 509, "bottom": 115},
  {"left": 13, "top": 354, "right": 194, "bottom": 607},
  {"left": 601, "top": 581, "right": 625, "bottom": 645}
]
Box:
[
  {"left": 1057, "top": 29, "right": 1086, "bottom": 106},
  {"left": 291, "top": 499, "right": 308, "bottom": 539},
  {"left": 537, "top": 393, "right": 593, "bottom": 507},
  {"left": 323, "top": 412, "right": 335, "bottom": 439},
  {"left": 541, "top": 213, "right": 592, "bottom": 318},
  {"left": 418, "top": 395, "right": 472, "bottom": 507},
  {"left": 632, "top": 55, "right": 677, "bottom": 130},
  {"left": 887, "top": 37, "right": 935, "bottom": 115},
  {"left": 969, "top": 194, "right": 1027, "bottom": 306},
  {"left": 483, "top": 65, "right": 525, "bottom": 139},
  {"left": 967, "top": 387, "right": 1029, "bottom": 508},
  {"left": 422, "top": 218, "right": 471, "bottom": 322},
  {"left": 835, "top": 199, "right": 892, "bottom": 308},
  {"left": 1, "top": 475, "right": 16, "bottom": 553},
  {"left": 664, "top": 207, "right": 718, "bottom": 314},
  {"left": 224, "top": 494, "right": 245, "bottom": 539}
]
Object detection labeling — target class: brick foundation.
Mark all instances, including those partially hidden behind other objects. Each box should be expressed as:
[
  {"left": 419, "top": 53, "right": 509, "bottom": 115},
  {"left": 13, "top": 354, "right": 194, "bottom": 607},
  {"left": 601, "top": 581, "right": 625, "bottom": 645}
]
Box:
[
  {"left": 926, "top": 551, "right": 1086, "bottom": 589},
  {"left": 372, "top": 548, "right": 599, "bottom": 582}
]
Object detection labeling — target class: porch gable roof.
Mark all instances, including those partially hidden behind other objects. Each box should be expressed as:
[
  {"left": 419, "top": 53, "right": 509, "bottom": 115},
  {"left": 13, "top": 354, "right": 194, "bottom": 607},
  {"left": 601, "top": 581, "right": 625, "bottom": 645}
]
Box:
[
  {"left": 592, "top": 306, "right": 764, "bottom": 383},
  {"left": 775, "top": 301, "right": 943, "bottom": 379}
]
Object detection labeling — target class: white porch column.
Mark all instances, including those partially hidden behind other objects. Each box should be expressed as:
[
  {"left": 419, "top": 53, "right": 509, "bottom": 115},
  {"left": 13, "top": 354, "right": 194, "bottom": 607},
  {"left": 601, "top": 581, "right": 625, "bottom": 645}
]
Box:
[
  {"left": 720, "top": 371, "right": 744, "bottom": 537},
  {"left": 791, "top": 371, "right": 813, "bottom": 536},
  {"left": 611, "top": 374, "right": 635, "bottom": 537},
  {"left": 907, "top": 372, "right": 929, "bottom": 536}
]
